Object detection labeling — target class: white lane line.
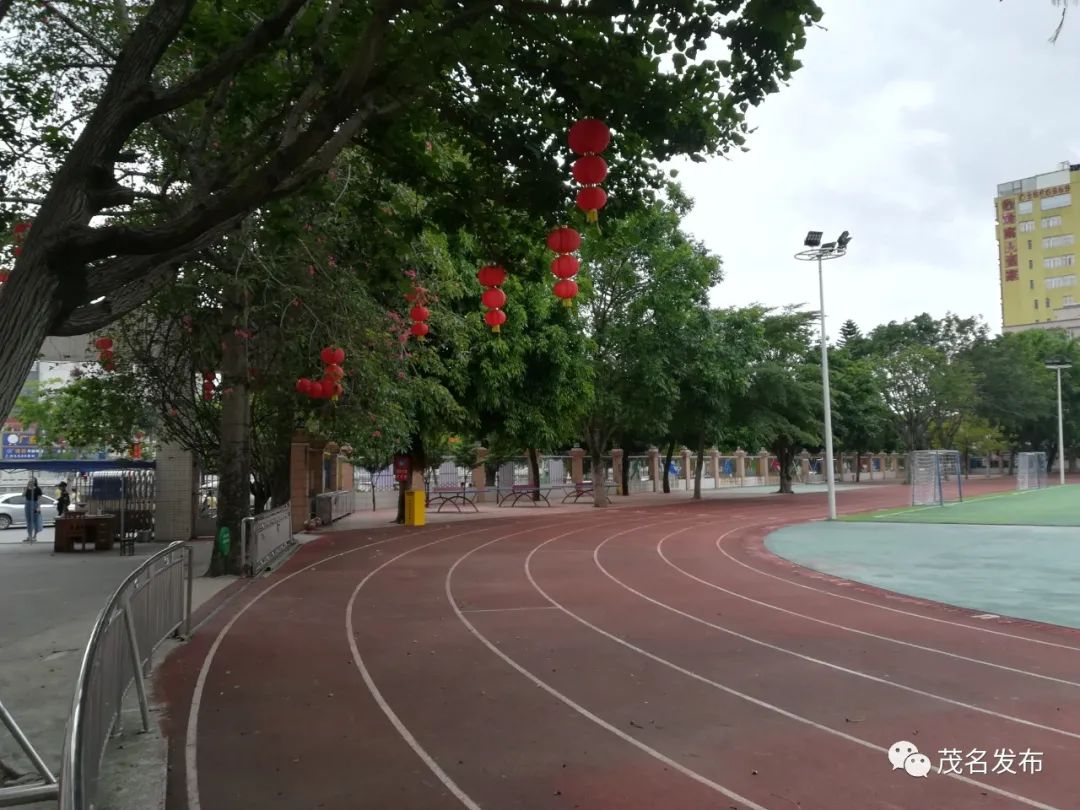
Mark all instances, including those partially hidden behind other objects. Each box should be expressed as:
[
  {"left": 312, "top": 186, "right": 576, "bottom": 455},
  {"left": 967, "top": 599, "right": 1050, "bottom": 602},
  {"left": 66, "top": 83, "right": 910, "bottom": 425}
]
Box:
[
  {"left": 524, "top": 524, "right": 1062, "bottom": 810},
  {"left": 345, "top": 521, "right": 576, "bottom": 810},
  {"left": 447, "top": 518, "right": 773, "bottom": 810},
  {"left": 595, "top": 527, "right": 1080, "bottom": 742},
  {"left": 186, "top": 525, "right": 448, "bottom": 810},
  {"left": 655, "top": 532, "right": 1080, "bottom": 689},
  {"left": 459, "top": 606, "right": 560, "bottom": 613},
  {"left": 716, "top": 527, "right": 1080, "bottom": 652}
]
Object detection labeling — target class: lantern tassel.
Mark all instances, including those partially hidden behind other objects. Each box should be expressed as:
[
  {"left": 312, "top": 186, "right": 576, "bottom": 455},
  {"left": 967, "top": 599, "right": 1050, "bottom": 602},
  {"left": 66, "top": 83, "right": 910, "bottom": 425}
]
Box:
[
  {"left": 563, "top": 298, "right": 573, "bottom": 308},
  {"left": 491, "top": 324, "right": 501, "bottom": 334},
  {"left": 586, "top": 209, "right": 598, "bottom": 223}
]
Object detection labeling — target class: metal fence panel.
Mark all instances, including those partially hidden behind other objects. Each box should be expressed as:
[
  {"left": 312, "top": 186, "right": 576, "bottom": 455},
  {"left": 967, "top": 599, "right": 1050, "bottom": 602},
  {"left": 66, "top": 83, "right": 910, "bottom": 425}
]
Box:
[{"left": 243, "top": 504, "right": 293, "bottom": 575}]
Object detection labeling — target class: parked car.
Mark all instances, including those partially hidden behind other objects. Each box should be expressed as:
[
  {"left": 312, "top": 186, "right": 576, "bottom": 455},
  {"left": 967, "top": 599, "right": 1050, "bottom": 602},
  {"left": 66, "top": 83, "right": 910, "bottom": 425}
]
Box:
[{"left": 0, "top": 492, "right": 59, "bottom": 530}]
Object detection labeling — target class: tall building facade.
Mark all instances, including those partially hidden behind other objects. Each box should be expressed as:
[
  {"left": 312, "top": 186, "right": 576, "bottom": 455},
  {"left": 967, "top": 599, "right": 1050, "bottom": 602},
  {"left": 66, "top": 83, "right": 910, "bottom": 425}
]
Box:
[{"left": 997, "top": 162, "right": 1080, "bottom": 335}]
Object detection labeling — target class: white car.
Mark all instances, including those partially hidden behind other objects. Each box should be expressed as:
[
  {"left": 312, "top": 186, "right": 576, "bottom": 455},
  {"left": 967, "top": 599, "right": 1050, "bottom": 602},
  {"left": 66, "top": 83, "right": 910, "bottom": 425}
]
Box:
[{"left": 0, "top": 492, "right": 59, "bottom": 530}]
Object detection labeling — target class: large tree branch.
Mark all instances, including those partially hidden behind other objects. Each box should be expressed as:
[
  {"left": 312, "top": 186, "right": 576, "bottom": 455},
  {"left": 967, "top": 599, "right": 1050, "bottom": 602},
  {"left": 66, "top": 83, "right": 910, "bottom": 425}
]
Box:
[
  {"left": 42, "top": 1, "right": 120, "bottom": 60},
  {"left": 50, "top": 264, "right": 177, "bottom": 335},
  {"left": 145, "top": 0, "right": 309, "bottom": 118}
]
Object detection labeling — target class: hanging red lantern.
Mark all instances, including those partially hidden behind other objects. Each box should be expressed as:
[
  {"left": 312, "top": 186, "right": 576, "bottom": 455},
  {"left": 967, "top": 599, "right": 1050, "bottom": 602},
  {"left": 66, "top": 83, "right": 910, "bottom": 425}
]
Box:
[
  {"left": 409, "top": 305, "right": 430, "bottom": 323},
  {"left": 481, "top": 288, "right": 507, "bottom": 309},
  {"left": 551, "top": 255, "right": 579, "bottom": 280},
  {"left": 476, "top": 265, "right": 507, "bottom": 287},
  {"left": 572, "top": 155, "right": 608, "bottom": 185},
  {"left": 12, "top": 222, "right": 30, "bottom": 236},
  {"left": 308, "top": 381, "right": 324, "bottom": 399},
  {"left": 324, "top": 364, "right": 344, "bottom": 381},
  {"left": 576, "top": 187, "right": 608, "bottom": 223},
  {"left": 410, "top": 321, "right": 430, "bottom": 338},
  {"left": 94, "top": 337, "right": 113, "bottom": 350},
  {"left": 295, "top": 378, "right": 310, "bottom": 393},
  {"left": 484, "top": 308, "right": 507, "bottom": 333},
  {"left": 553, "top": 279, "right": 579, "bottom": 306},
  {"left": 332, "top": 382, "right": 344, "bottom": 399},
  {"left": 0, "top": 272, "right": 8, "bottom": 283},
  {"left": 546, "top": 227, "right": 581, "bottom": 254},
  {"left": 332, "top": 347, "right": 345, "bottom": 365},
  {"left": 568, "top": 119, "right": 611, "bottom": 155},
  {"left": 319, "top": 347, "right": 335, "bottom": 365}
]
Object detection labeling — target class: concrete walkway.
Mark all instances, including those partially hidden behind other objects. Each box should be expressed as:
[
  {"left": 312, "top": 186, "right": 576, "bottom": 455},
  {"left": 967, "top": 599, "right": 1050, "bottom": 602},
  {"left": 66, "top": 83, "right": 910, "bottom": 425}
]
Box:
[{"left": 766, "top": 521, "right": 1080, "bottom": 630}]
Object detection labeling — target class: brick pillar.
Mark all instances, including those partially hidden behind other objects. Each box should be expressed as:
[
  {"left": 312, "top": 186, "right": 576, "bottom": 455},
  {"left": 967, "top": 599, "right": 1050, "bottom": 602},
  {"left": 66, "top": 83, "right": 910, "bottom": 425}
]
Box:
[
  {"left": 647, "top": 447, "right": 659, "bottom": 492},
  {"left": 889, "top": 452, "right": 899, "bottom": 479},
  {"left": 800, "top": 449, "right": 811, "bottom": 483},
  {"left": 758, "top": 449, "right": 769, "bottom": 484},
  {"left": 709, "top": 448, "right": 720, "bottom": 490},
  {"left": 735, "top": 448, "right": 746, "bottom": 483},
  {"left": 290, "top": 431, "right": 310, "bottom": 532},
  {"left": 473, "top": 447, "right": 489, "bottom": 503},
  {"left": 570, "top": 446, "right": 585, "bottom": 485},
  {"left": 153, "top": 441, "right": 197, "bottom": 542},
  {"left": 681, "top": 447, "right": 691, "bottom": 489},
  {"left": 611, "top": 448, "right": 624, "bottom": 494},
  {"left": 325, "top": 442, "right": 340, "bottom": 490}
]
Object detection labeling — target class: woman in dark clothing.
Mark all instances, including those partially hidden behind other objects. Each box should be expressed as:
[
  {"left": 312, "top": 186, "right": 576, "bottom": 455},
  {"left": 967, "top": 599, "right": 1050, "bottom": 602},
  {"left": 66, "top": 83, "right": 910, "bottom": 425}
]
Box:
[
  {"left": 56, "top": 481, "right": 70, "bottom": 517},
  {"left": 23, "top": 477, "right": 42, "bottom": 542}
]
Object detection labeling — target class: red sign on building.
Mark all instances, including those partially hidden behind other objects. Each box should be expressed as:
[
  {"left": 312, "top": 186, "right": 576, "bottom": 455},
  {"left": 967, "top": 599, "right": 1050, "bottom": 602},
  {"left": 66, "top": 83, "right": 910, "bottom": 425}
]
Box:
[
  {"left": 1006, "top": 253, "right": 1018, "bottom": 268},
  {"left": 1005, "top": 269, "right": 1019, "bottom": 281},
  {"left": 1001, "top": 199, "right": 1015, "bottom": 211},
  {"left": 1004, "top": 226, "right": 1017, "bottom": 239},
  {"left": 1003, "top": 213, "right": 1016, "bottom": 224}
]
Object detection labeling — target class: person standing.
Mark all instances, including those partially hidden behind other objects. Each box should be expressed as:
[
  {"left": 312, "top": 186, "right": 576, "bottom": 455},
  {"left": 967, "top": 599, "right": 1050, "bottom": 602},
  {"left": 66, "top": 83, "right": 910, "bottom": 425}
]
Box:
[
  {"left": 23, "top": 477, "right": 42, "bottom": 542},
  {"left": 56, "top": 481, "right": 70, "bottom": 517}
]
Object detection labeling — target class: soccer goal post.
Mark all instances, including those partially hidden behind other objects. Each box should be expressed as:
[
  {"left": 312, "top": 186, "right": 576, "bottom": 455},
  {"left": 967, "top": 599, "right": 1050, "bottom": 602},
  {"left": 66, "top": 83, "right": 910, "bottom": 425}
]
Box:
[
  {"left": 1016, "top": 451, "right": 1048, "bottom": 491},
  {"left": 910, "top": 450, "right": 963, "bottom": 506}
]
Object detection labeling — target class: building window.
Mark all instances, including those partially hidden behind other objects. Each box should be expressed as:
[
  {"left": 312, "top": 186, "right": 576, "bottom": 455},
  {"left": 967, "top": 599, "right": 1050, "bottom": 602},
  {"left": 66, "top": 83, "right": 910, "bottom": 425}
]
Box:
[
  {"left": 1019, "top": 220, "right": 1037, "bottom": 233},
  {"left": 1047, "top": 297, "right": 1052, "bottom": 308},
  {"left": 1064, "top": 295, "right": 1076, "bottom": 306},
  {"left": 1045, "top": 274, "right": 1077, "bottom": 289},
  {"left": 1018, "top": 200, "right": 1034, "bottom": 214},
  {"left": 1043, "top": 234, "right": 1075, "bottom": 249},
  {"left": 1041, "top": 193, "right": 1072, "bottom": 211},
  {"left": 1029, "top": 259, "right": 1034, "bottom": 269},
  {"left": 1044, "top": 255, "right": 1076, "bottom": 270},
  {"left": 1028, "top": 239, "right": 1033, "bottom": 249},
  {"left": 1035, "top": 299, "right": 1040, "bottom": 309},
  {"left": 1041, "top": 215, "right": 1063, "bottom": 229},
  {"left": 1030, "top": 279, "right": 1036, "bottom": 289}
]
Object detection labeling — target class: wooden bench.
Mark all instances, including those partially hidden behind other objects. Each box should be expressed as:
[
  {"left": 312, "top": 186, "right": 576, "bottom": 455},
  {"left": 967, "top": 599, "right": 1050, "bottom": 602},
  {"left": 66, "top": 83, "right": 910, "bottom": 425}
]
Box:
[
  {"left": 498, "top": 484, "right": 551, "bottom": 507},
  {"left": 559, "top": 481, "right": 616, "bottom": 504},
  {"left": 426, "top": 487, "right": 479, "bottom": 513}
]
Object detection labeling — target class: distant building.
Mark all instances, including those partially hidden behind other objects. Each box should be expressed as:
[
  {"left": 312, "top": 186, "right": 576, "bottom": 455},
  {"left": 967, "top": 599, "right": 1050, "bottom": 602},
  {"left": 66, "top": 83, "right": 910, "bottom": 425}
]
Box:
[{"left": 996, "top": 161, "right": 1080, "bottom": 335}]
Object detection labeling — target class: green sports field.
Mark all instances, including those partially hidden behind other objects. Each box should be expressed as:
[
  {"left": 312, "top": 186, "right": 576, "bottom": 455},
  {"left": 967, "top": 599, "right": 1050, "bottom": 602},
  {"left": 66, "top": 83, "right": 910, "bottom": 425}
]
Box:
[{"left": 843, "top": 484, "right": 1080, "bottom": 527}]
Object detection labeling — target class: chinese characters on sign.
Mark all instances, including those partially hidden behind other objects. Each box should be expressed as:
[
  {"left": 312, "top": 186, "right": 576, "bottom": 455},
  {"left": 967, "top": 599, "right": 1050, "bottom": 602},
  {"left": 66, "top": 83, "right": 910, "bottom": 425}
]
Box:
[
  {"left": 1018, "top": 184, "right": 1071, "bottom": 202},
  {"left": 1006, "top": 270, "right": 1019, "bottom": 281},
  {"left": 938, "top": 748, "right": 1043, "bottom": 776},
  {"left": 1003, "top": 212, "right": 1016, "bottom": 224},
  {"left": 1004, "top": 226, "right": 1017, "bottom": 239},
  {"left": 1001, "top": 199, "right": 1016, "bottom": 212}
]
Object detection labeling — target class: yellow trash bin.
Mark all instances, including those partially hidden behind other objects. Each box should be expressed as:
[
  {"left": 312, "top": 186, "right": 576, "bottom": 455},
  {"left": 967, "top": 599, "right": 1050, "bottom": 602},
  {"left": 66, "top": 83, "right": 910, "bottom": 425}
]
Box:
[{"left": 404, "top": 489, "right": 426, "bottom": 527}]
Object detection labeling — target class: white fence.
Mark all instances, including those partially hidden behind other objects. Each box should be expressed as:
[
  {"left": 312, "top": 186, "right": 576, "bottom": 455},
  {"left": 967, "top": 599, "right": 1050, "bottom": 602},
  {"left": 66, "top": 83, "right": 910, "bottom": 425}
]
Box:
[
  {"left": 242, "top": 504, "right": 294, "bottom": 576},
  {"left": 315, "top": 489, "right": 355, "bottom": 525}
]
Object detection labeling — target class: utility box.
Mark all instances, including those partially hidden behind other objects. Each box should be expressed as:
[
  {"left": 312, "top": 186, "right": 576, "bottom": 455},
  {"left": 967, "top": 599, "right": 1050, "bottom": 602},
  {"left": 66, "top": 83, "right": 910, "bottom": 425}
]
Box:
[{"left": 404, "top": 490, "right": 426, "bottom": 527}]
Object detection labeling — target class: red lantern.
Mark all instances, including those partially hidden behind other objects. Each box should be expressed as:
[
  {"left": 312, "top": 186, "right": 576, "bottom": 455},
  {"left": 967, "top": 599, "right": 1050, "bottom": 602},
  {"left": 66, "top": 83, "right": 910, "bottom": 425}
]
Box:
[
  {"left": 476, "top": 265, "right": 507, "bottom": 287},
  {"left": 409, "top": 305, "right": 430, "bottom": 323},
  {"left": 568, "top": 119, "right": 611, "bottom": 155},
  {"left": 12, "top": 246, "right": 22, "bottom": 258},
  {"left": 332, "top": 347, "right": 345, "bottom": 365},
  {"left": 546, "top": 227, "right": 581, "bottom": 254},
  {"left": 94, "top": 337, "right": 113, "bottom": 351},
  {"left": 576, "top": 187, "right": 608, "bottom": 223},
  {"left": 332, "top": 382, "right": 344, "bottom": 399},
  {"left": 484, "top": 308, "right": 507, "bottom": 333},
  {"left": 0, "top": 272, "right": 8, "bottom": 283},
  {"left": 410, "top": 321, "right": 430, "bottom": 338},
  {"left": 308, "top": 381, "right": 324, "bottom": 399},
  {"left": 99, "top": 349, "right": 114, "bottom": 362},
  {"left": 481, "top": 288, "right": 507, "bottom": 309},
  {"left": 319, "top": 347, "right": 335, "bottom": 365},
  {"left": 553, "top": 278, "right": 579, "bottom": 306},
  {"left": 295, "top": 378, "right": 310, "bottom": 393},
  {"left": 12, "top": 222, "right": 30, "bottom": 236},
  {"left": 572, "top": 155, "right": 608, "bottom": 185},
  {"left": 324, "top": 364, "right": 344, "bottom": 381},
  {"left": 551, "top": 255, "right": 579, "bottom": 279}
]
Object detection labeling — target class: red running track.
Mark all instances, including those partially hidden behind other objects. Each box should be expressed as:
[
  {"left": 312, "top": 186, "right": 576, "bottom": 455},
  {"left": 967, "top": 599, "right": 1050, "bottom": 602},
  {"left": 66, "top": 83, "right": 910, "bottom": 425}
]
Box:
[{"left": 158, "top": 481, "right": 1080, "bottom": 810}]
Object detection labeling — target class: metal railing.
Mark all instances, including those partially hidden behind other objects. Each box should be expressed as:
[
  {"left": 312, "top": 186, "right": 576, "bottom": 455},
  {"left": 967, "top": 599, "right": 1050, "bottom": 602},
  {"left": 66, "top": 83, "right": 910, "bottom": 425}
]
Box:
[
  {"left": 241, "top": 503, "right": 293, "bottom": 576},
  {"left": 58, "top": 542, "right": 193, "bottom": 810},
  {"left": 0, "top": 699, "right": 59, "bottom": 807},
  {"left": 314, "top": 489, "right": 355, "bottom": 525}
]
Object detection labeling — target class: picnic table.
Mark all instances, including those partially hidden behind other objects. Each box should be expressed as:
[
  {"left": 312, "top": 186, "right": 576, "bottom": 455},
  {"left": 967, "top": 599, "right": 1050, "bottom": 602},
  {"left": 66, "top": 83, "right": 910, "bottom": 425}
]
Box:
[
  {"left": 426, "top": 486, "right": 479, "bottom": 513},
  {"left": 498, "top": 484, "right": 551, "bottom": 507}
]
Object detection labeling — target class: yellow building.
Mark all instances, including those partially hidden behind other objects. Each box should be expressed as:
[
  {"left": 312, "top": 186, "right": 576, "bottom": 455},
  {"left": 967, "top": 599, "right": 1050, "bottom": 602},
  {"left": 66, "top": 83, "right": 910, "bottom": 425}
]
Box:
[{"left": 997, "top": 162, "right": 1080, "bottom": 335}]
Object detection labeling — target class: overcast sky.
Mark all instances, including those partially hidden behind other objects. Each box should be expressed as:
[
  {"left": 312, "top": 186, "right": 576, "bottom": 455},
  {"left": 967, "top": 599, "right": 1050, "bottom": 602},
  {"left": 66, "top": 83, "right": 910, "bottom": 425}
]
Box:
[{"left": 673, "top": 0, "right": 1080, "bottom": 337}]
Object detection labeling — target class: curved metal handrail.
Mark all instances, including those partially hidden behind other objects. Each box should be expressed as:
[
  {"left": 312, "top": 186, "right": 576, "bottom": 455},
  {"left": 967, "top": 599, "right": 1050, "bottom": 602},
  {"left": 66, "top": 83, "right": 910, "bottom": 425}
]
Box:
[{"left": 59, "top": 541, "right": 191, "bottom": 810}]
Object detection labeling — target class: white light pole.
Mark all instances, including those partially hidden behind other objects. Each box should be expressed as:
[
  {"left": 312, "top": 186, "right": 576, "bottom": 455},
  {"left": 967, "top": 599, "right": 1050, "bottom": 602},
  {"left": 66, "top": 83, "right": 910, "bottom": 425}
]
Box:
[
  {"left": 1045, "top": 360, "right": 1071, "bottom": 486},
  {"left": 795, "top": 230, "right": 852, "bottom": 520}
]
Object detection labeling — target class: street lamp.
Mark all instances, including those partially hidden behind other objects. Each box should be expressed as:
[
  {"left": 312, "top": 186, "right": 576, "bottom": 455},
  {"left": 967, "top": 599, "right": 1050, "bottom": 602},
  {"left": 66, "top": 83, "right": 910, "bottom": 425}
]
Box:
[
  {"left": 795, "top": 230, "right": 853, "bottom": 520},
  {"left": 1045, "top": 359, "right": 1071, "bottom": 485}
]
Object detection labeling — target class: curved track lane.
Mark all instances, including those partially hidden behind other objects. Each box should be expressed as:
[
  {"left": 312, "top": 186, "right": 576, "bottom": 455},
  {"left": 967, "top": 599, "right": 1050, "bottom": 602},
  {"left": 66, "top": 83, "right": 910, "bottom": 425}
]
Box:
[{"left": 160, "top": 483, "right": 1080, "bottom": 810}]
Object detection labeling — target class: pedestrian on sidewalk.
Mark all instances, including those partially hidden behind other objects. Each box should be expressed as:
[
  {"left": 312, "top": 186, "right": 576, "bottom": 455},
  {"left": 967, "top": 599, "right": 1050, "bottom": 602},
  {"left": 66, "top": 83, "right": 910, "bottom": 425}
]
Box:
[
  {"left": 23, "top": 476, "right": 42, "bottom": 542},
  {"left": 56, "top": 480, "right": 70, "bottom": 516}
]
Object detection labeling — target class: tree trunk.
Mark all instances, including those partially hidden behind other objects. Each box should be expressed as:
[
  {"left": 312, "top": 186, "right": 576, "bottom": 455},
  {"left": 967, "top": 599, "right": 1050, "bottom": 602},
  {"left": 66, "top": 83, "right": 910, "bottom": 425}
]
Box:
[
  {"left": 775, "top": 447, "right": 796, "bottom": 494},
  {"left": 662, "top": 440, "right": 675, "bottom": 494},
  {"left": 528, "top": 447, "right": 541, "bottom": 502},
  {"left": 209, "top": 328, "right": 250, "bottom": 576},
  {"left": 693, "top": 438, "right": 705, "bottom": 500},
  {"left": 395, "top": 483, "right": 405, "bottom": 524},
  {"left": 621, "top": 450, "right": 631, "bottom": 497},
  {"left": 854, "top": 451, "right": 861, "bottom": 483},
  {"left": 269, "top": 444, "right": 291, "bottom": 509}
]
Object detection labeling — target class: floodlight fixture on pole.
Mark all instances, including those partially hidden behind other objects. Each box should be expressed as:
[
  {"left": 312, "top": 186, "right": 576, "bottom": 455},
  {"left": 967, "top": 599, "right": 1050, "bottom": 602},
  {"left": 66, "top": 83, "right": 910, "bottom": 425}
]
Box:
[
  {"left": 795, "top": 230, "right": 853, "bottom": 521},
  {"left": 1045, "top": 359, "right": 1072, "bottom": 486}
]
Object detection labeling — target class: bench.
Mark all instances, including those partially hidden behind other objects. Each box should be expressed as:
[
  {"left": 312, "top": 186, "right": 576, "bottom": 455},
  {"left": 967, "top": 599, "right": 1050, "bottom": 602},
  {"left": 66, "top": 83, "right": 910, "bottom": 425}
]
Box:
[
  {"left": 559, "top": 481, "right": 616, "bottom": 504},
  {"left": 498, "top": 484, "right": 551, "bottom": 507},
  {"left": 425, "top": 487, "right": 479, "bottom": 513}
]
